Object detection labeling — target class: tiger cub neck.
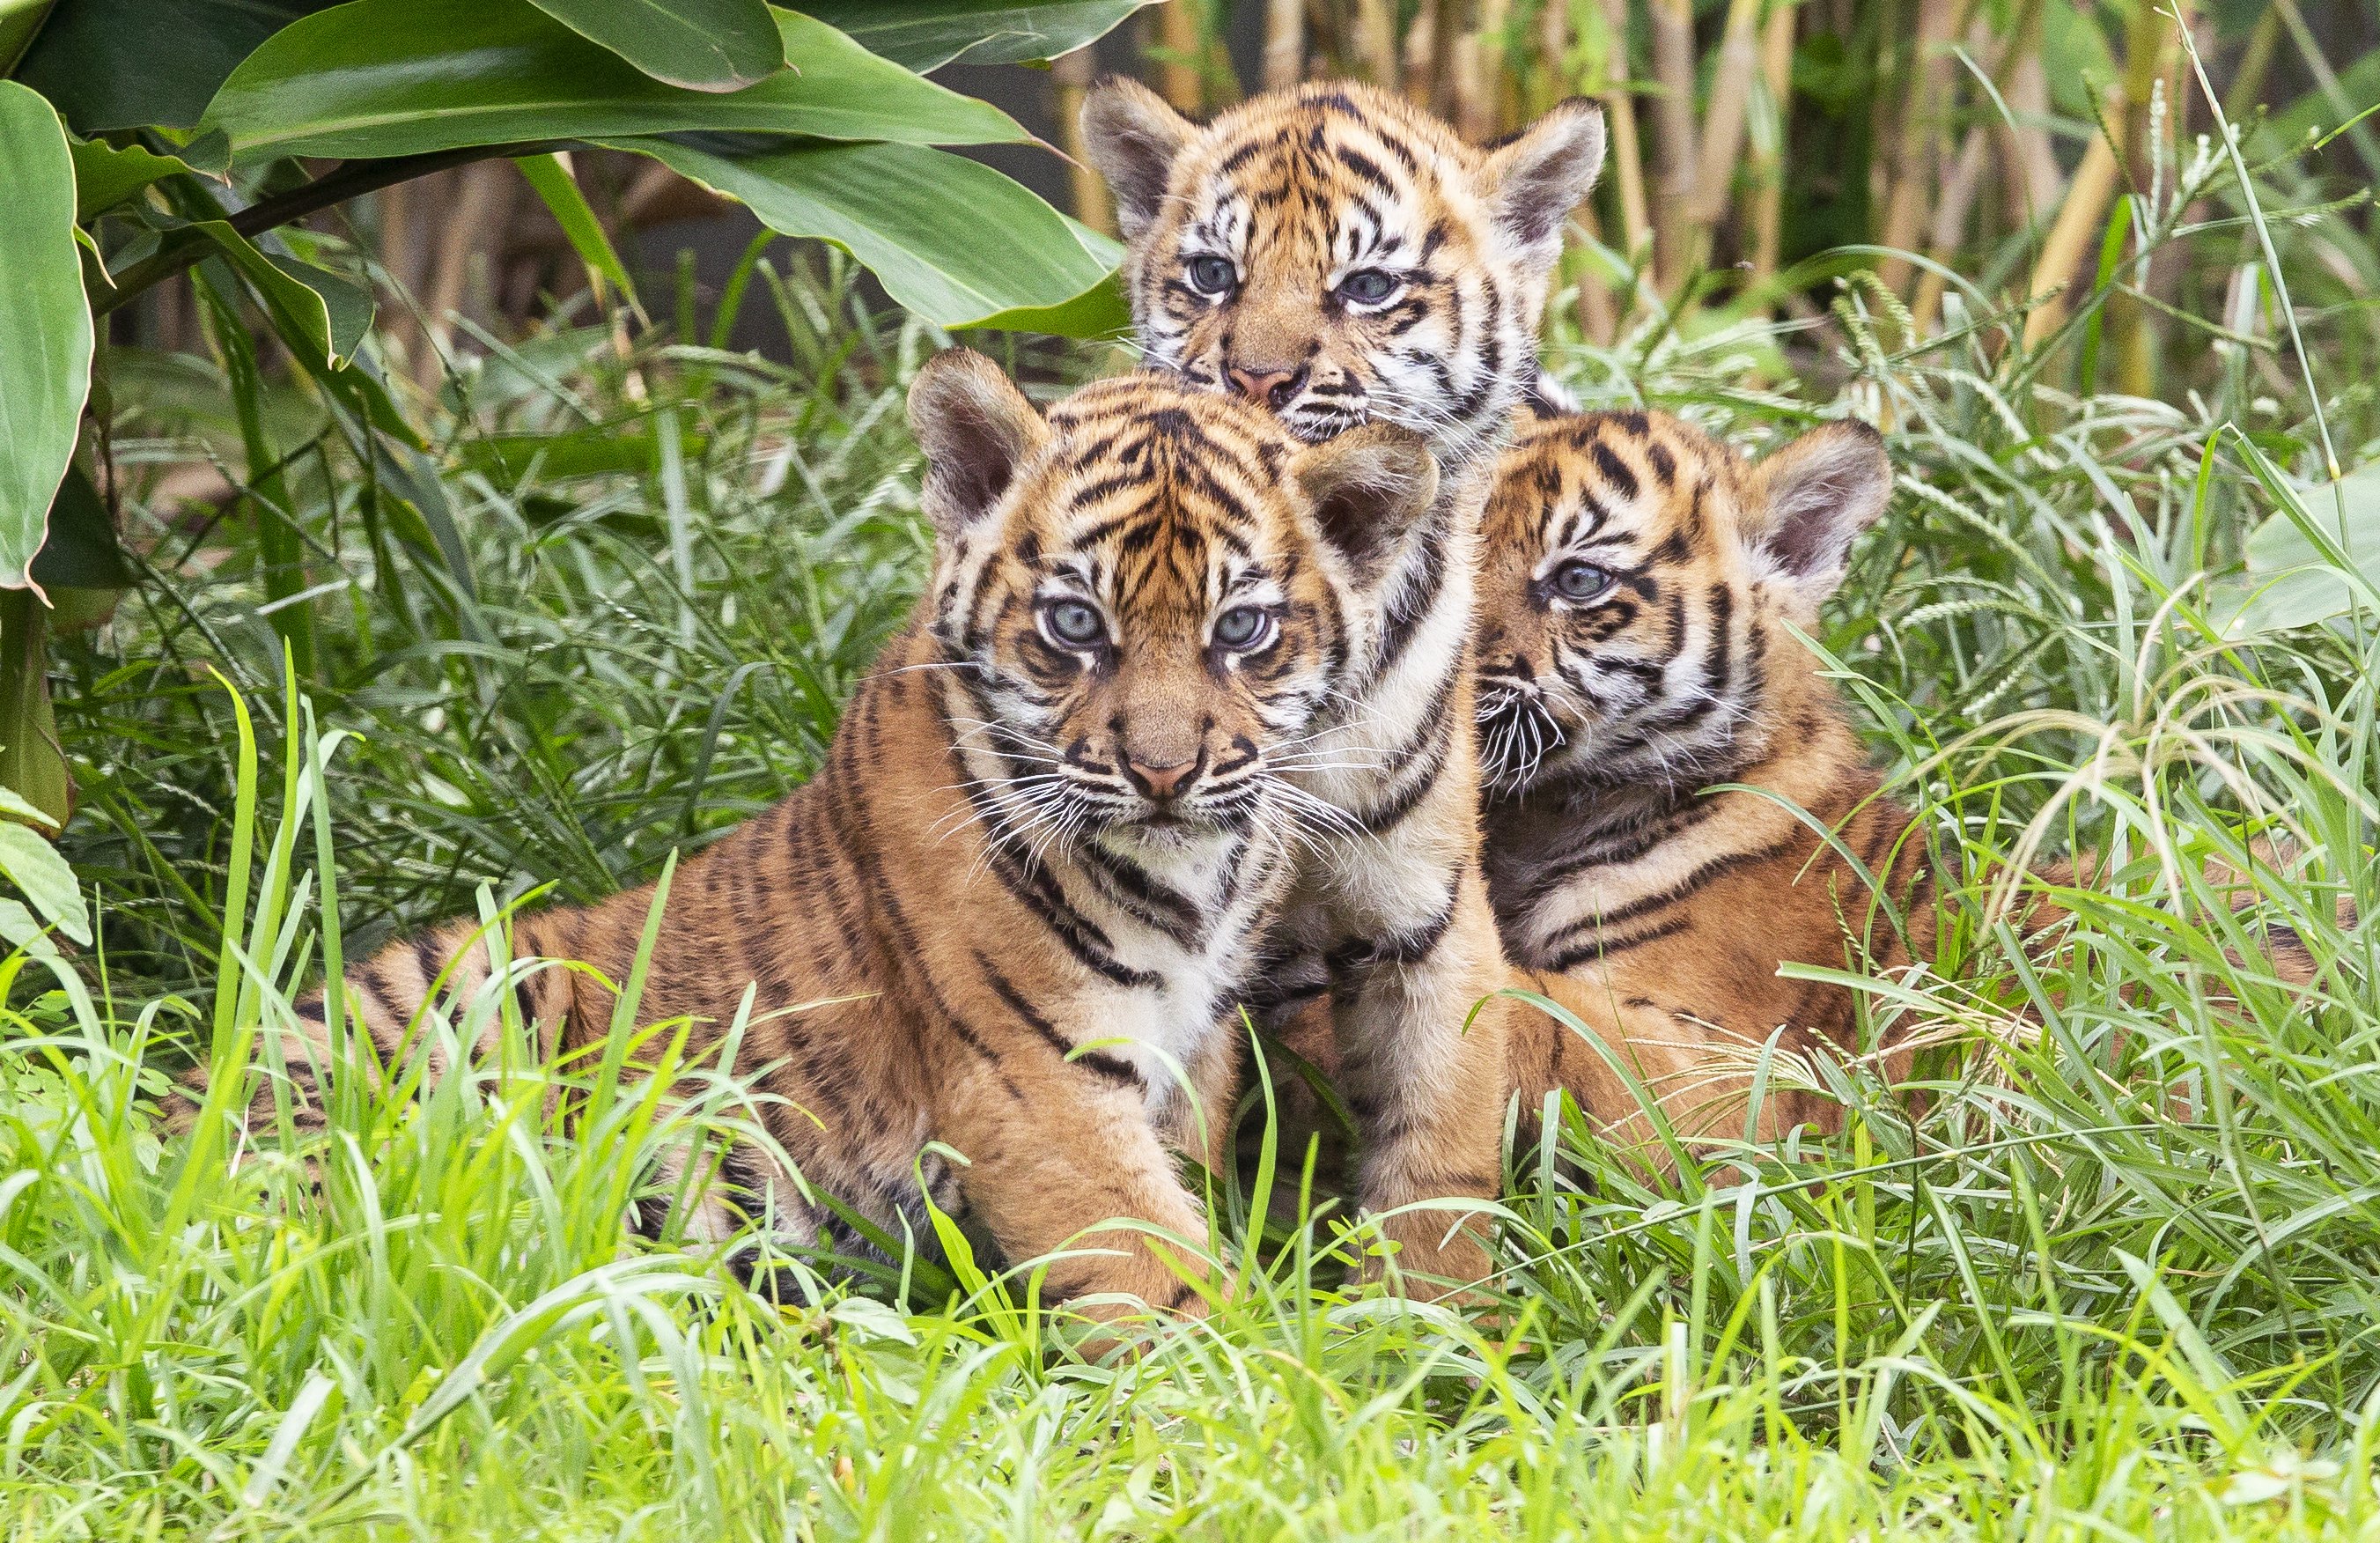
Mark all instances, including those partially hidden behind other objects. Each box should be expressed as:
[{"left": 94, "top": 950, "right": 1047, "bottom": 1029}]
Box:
[{"left": 1482, "top": 662, "right": 1890, "bottom": 971}]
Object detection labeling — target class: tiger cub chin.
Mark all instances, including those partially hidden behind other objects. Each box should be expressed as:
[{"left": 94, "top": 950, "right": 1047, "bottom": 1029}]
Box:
[
  {"left": 1080, "top": 78, "right": 1605, "bottom": 1283},
  {"left": 188, "top": 352, "right": 1443, "bottom": 1327},
  {"left": 1475, "top": 408, "right": 2347, "bottom": 1152}
]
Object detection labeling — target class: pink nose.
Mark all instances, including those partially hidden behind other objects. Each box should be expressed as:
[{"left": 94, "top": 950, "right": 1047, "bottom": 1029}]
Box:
[
  {"left": 1127, "top": 755, "right": 1199, "bottom": 801},
  {"left": 1227, "top": 364, "right": 1303, "bottom": 407}
]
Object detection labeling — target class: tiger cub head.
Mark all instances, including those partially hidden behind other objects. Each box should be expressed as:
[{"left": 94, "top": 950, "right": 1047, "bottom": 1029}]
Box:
[
  {"left": 1080, "top": 79, "right": 1603, "bottom": 469},
  {"left": 1472, "top": 408, "right": 1892, "bottom": 797},
  {"left": 908, "top": 349, "right": 1439, "bottom": 851}
]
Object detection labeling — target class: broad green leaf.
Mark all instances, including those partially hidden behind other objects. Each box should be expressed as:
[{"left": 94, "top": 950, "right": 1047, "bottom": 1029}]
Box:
[
  {"left": 68, "top": 136, "right": 204, "bottom": 218},
  {"left": 0, "top": 898, "right": 61, "bottom": 960},
  {"left": 140, "top": 221, "right": 376, "bottom": 370},
  {"left": 0, "top": 83, "right": 91, "bottom": 594},
  {"left": 0, "top": 819, "right": 88, "bottom": 945},
  {"left": 802, "top": 0, "right": 1152, "bottom": 71},
  {"left": 525, "top": 0, "right": 781, "bottom": 90},
  {"left": 203, "top": 0, "right": 1025, "bottom": 164},
  {"left": 11, "top": 0, "right": 335, "bottom": 132},
  {"left": 601, "top": 136, "right": 1124, "bottom": 334},
  {"left": 514, "top": 153, "right": 640, "bottom": 314},
  {"left": 2221, "top": 465, "right": 2380, "bottom": 636},
  {"left": 0, "top": 785, "right": 56, "bottom": 830},
  {"left": 0, "top": 0, "right": 55, "bottom": 75}
]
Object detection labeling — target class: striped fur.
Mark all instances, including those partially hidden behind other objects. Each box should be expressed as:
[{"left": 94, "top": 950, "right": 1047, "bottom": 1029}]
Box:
[
  {"left": 186, "top": 356, "right": 1442, "bottom": 1327},
  {"left": 1475, "top": 408, "right": 2349, "bottom": 1150},
  {"left": 1082, "top": 80, "right": 1606, "bottom": 1286}
]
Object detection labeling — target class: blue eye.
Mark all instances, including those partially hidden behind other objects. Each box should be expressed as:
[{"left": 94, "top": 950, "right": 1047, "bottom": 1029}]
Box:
[
  {"left": 1212, "top": 605, "right": 1271, "bottom": 650},
  {"left": 1337, "top": 269, "right": 1399, "bottom": 304},
  {"left": 1551, "top": 560, "right": 1615, "bottom": 602},
  {"left": 1044, "top": 600, "right": 1105, "bottom": 647},
  {"left": 1187, "top": 255, "right": 1236, "bottom": 295}
]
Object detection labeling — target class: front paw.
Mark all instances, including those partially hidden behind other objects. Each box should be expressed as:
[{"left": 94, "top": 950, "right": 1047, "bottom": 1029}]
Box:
[{"left": 1042, "top": 1242, "right": 1217, "bottom": 1359}]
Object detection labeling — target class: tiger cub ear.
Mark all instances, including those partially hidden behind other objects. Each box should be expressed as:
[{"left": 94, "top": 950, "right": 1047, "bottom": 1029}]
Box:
[
  {"left": 1743, "top": 421, "right": 1892, "bottom": 615},
  {"left": 1080, "top": 76, "right": 1197, "bottom": 240},
  {"left": 908, "top": 348, "right": 1049, "bottom": 540},
  {"left": 1479, "top": 98, "right": 1606, "bottom": 259},
  {"left": 1293, "top": 424, "right": 1440, "bottom": 582}
]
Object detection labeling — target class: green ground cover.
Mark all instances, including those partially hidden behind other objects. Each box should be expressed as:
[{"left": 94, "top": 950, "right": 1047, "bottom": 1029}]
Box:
[{"left": 4, "top": 235, "right": 2378, "bottom": 1537}]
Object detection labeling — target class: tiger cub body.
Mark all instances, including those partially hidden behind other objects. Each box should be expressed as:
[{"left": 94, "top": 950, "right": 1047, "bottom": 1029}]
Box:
[
  {"left": 1474, "top": 408, "right": 1920, "bottom": 1141},
  {"left": 1081, "top": 79, "right": 1606, "bottom": 1278},
  {"left": 204, "top": 356, "right": 1443, "bottom": 1321}
]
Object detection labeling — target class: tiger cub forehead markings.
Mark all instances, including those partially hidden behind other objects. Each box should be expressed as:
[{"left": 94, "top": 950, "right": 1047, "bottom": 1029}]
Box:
[
  {"left": 1081, "top": 78, "right": 1604, "bottom": 464},
  {"left": 1474, "top": 406, "right": 1892, "bottom": 801}
]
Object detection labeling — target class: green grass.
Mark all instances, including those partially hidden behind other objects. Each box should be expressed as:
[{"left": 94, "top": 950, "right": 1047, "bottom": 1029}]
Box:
[{"left": 8, "top": 196, "right": 2380, "bottom": 1537}]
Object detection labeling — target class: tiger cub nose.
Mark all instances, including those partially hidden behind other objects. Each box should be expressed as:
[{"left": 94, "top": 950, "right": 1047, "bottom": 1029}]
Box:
[
  {"left": 1227, "top": 363, "right": 1306, "bottom": 409},
  {"left": 1125, "top": 753, "right": 1202, "bottom": 801}
]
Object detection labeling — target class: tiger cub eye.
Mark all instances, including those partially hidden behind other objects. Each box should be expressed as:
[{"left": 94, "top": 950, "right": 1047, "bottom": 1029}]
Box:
[{"left": 1550, "top": 559, "right": 1616, "bottom": 602}]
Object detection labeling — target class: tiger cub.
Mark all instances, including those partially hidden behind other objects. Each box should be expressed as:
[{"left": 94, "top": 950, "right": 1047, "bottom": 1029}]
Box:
[
  {"left": 1080, "top": 78, "right": 1606, "bottom": 1281},
  {"left": 1474, "top": 407, "right": 1916, "bottom": 1142},
  {"left": 1473, "top": 408, "right": 2345, "bottom": 1148},
  {"left": 193, "top": 353, "right": 1443, "bottom": 1325}
]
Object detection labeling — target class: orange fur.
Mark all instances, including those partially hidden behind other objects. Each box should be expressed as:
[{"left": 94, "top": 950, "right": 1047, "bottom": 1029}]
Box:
[{"left": 182, "top": 357, "right": 1448, "bottom": 1339}]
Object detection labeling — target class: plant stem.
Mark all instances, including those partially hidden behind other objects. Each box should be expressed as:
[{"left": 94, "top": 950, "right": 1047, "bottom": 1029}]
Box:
[
  {"left": 0, "top": 587, "right": 68, "bottom": 826},
  {"left": 92, "top": 141, "right": 571, "bottom": 320}
]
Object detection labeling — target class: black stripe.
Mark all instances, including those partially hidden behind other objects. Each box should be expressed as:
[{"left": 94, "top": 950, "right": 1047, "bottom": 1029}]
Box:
[
  {"left": 1327, "top": 898, "right": 1455, "bottom": 974},
  {"left": 1542, "top": 915, "right": 1692, "bottom": 973},
  {"left": 976, "top": 950, "right": 1144, "bottom": 1088},
  {"left": 1570, "top": 831, "right": 1805, "bottom": 933},
  {"left": 1080, "top": 844, "right": 1206, "bottom": 947}
]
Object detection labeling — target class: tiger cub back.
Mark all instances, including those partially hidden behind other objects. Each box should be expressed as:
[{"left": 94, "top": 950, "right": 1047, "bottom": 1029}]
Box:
[{"left": 185, "top": 353, "right": 1443, "bottom": 1329}]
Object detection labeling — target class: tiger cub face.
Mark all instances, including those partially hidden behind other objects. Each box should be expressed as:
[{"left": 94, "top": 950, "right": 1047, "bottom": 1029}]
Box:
[
  {"left": 1081, "top": 80, "right": 1603, "bottom": 469},
  {"left": 909, "top": 351, "right": 1439, "bottom": 853},
  {"left": 1472, "top": 409, "right": 1893, "bottom": 796}
]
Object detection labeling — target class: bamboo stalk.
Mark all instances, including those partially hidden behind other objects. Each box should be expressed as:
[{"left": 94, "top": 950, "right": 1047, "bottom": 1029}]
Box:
[
  {"left": 421, "top": 162, "right": 515, "bottom": 387},
  {"left": 1156, "top": 1, "right": 1205, "bottom": 113},
  {"left": 1911, "top": 122, "right": 1989, "bottom": 331},
  {"left": 1052, "top": 48, "right": 1115, "bottom": 237},
  {"left": 1997, "top": 32, "right": 2060, "bottom": 225},
  {"left": 1262, "top": 0, "right": 1305, "bottom": 90},
  {"left": 1684, "top": 0, "right": 1768, "bottom": 225},
  {"left": 1594, "top": 0, "right": 1654, "bottom": 272},
  {"left": 1873, "top": 0, "right": 1960, "bottom": 294},
  {"left": 1647, "top": 0, "right": 1700, "bottom": 290},
  {"left": 1746, "top": 0, "right": 1796, "bottom": 289},
  {"left": 2019, "top": 92, "right": 2125, "bottom": 351},
  {"left": 1351, "top": 0, "right": 1397, "bottom": 86}
]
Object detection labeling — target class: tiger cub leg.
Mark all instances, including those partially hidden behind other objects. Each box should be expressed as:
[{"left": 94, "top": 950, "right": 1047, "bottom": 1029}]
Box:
[
  {"left": 1328, "top": 860, "right": 1509, "bottom": 1295},
  {"left": 936, "top": 1071, "right": 1215, "bottom": 1333}
]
